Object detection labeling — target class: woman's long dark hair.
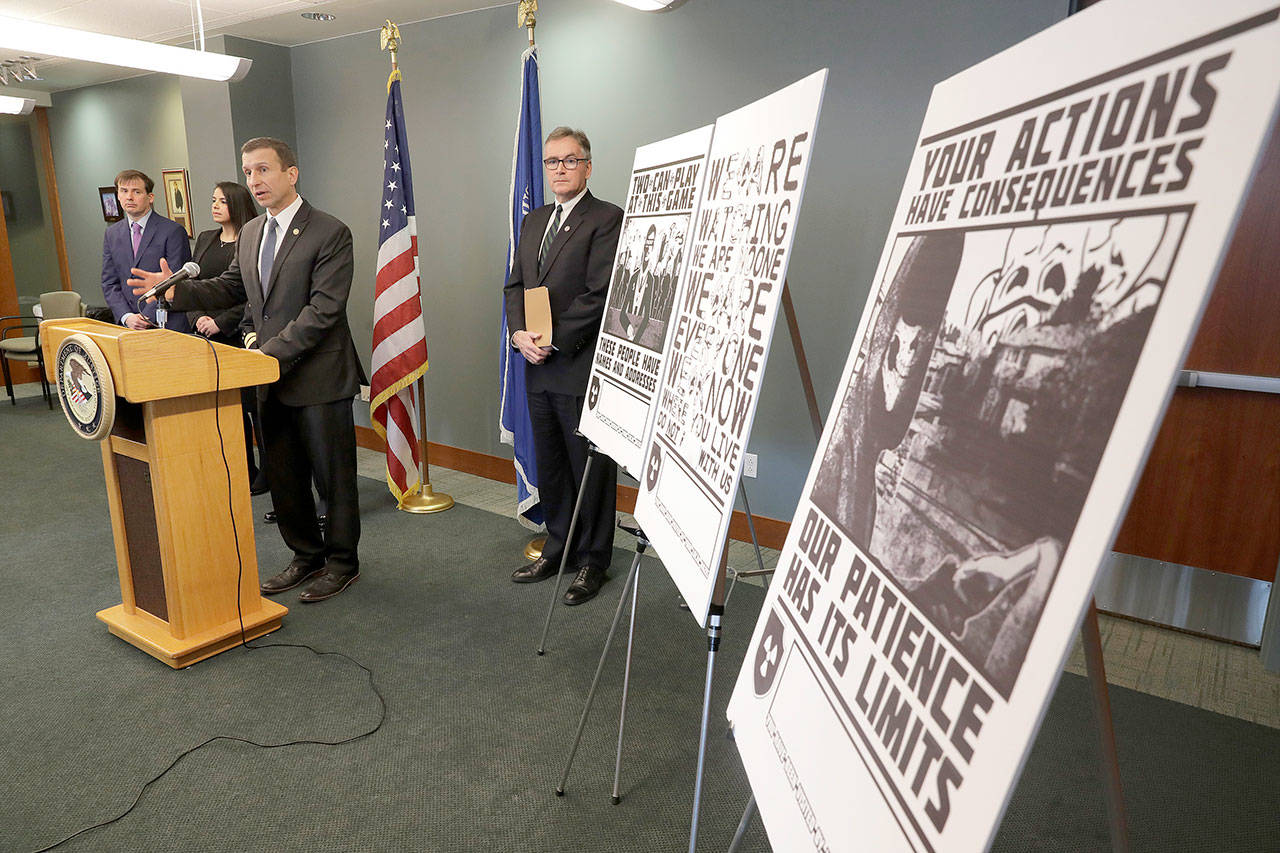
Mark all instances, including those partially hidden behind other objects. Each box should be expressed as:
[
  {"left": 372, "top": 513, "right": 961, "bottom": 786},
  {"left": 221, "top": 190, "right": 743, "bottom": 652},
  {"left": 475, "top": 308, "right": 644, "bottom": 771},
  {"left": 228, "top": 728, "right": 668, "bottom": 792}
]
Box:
[{"left": 215, "top": 180, "right": 257, "bottom": 238}]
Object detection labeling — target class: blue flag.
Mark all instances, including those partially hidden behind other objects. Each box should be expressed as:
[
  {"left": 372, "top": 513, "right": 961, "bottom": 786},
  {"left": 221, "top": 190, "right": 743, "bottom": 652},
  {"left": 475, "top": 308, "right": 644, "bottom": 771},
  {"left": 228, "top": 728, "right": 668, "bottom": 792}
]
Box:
[{"left": 498, "top": 45, "right": 544, "bottom": 529}]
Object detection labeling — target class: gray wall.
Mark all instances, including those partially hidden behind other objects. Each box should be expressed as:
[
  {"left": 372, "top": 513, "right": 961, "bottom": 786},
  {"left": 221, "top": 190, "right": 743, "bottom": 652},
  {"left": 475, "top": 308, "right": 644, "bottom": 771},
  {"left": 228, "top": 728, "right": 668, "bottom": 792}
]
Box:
[
  {"left": 225, "top": 36, "right": 298, "bottom": 148},
  {"left": 289, "top": 0, "right": 1065, "bottom": 520},
  {"left": 180, "top": 38, "right": 237, "bottom": 230},
  {"left": 0, "top": 115, "right": 60, "bottom": 300},
  {"left": 48, "top": 74, "right": 189, "bottom": 304}
]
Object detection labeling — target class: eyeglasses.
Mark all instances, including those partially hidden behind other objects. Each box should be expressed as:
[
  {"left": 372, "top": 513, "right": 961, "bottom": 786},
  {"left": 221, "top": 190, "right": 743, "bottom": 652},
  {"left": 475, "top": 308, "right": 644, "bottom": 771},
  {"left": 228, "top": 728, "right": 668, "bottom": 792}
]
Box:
[{"left": 543, "top": 156, "right": 590, "bottom": 171}]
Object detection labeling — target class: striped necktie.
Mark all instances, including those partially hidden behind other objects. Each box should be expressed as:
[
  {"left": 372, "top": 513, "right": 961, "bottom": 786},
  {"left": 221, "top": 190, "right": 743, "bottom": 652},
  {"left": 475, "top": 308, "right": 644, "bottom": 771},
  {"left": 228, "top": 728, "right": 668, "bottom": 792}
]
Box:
[{"left": 538, "top": 204, "right": 562, "bottom": 273}]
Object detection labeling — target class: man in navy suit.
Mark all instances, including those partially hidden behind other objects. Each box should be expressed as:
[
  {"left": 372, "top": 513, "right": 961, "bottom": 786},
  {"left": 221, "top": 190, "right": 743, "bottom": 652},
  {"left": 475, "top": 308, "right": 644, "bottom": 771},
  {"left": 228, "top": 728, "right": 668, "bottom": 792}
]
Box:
[{"left": 101, "top": 170, "right": 191, "bottom": 332}]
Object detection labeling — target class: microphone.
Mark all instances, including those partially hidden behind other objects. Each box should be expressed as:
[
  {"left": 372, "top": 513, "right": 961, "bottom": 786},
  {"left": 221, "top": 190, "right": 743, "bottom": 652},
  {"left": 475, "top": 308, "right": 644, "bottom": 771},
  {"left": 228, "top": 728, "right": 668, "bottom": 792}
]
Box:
[{"left": 139, "top": 260, "right": 201, "bottom": 303}]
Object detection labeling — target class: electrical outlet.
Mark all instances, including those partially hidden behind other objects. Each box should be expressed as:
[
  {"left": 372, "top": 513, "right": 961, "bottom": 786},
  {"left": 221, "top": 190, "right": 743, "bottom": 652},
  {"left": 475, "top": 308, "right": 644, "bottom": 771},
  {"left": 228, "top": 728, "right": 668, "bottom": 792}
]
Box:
[
  {"left": 359, "top": 384, "right": 371, "bottom": 402},
  {"left": 744, "top": 452, "right": 758, "bottom": 478}
]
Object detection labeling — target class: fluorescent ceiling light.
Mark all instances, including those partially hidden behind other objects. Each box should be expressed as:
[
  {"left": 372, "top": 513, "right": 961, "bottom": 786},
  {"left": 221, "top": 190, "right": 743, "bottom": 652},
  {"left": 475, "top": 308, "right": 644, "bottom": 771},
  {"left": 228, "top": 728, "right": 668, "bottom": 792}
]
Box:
[
  {"left": 0, "top": 14, "right": 251, "bottom": 82},
  {"left": 0, "top": 95, "right": 35, "bottom": 115},
  {"left": 609, "top": 0, "right": 683, "bottom": 10}
]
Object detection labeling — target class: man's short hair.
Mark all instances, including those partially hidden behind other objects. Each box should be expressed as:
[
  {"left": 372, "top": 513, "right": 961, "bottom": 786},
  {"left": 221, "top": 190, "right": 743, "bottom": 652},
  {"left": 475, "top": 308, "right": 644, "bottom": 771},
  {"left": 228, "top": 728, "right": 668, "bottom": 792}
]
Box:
[
  {"left": 240, "top": 137, "right": 298, "bottom": 169},
  {"left": 114, "top": 169, "right": 154, "bottom": 193},
  {"left": 545, "top": 126, "right": 591, "bottom": 160}
]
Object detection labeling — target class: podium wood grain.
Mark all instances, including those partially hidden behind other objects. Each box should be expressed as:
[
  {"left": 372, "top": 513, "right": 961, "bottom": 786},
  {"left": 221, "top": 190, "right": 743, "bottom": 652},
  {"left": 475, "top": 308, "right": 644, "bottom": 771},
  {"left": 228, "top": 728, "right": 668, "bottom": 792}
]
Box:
[{"left": 42, "top": 318, "right": 287, "bottom": 668}]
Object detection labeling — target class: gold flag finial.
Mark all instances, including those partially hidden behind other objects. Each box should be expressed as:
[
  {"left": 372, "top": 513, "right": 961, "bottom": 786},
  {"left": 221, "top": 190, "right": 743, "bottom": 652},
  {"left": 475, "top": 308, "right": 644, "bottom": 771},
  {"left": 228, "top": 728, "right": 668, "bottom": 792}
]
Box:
[
  {"left": 381, "top": 20, "right": 402, "bottom": 90},
  {"left": 517, "top": 0, "right": 537, "bottom": 45}
]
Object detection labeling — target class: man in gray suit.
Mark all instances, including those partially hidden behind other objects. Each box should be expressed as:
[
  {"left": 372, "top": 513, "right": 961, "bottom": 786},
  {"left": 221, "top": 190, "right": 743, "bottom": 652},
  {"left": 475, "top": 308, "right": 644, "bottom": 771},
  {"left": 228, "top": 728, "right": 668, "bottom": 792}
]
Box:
[
  {"left": 505, "top": 127, "right": 623, "bottom": 605},
  {"left": 131, "top": 137, "right": 363, "bottom": 603}
]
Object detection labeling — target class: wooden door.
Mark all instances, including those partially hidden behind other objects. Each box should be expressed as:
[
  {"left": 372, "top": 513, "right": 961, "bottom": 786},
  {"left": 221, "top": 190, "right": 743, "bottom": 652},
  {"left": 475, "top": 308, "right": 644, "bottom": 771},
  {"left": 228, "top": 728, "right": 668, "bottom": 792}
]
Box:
[{"left": 1113, "top": 114, "right": 1280, "bottom": 583}]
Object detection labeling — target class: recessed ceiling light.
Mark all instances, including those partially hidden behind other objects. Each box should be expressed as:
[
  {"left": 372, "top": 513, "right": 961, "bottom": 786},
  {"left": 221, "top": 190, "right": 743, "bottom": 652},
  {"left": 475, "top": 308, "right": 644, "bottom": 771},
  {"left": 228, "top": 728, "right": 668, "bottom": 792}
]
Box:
[{"left": 301, "top": 12, "right": 336, "bottom": 21}]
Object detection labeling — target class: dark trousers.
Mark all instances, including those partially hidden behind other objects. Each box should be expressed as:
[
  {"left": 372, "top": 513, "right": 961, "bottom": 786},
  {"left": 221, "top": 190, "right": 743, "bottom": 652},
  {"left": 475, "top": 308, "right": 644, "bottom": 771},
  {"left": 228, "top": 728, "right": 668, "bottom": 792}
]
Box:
[
  {"left": 260, "top": 394, "right": 360, "bottom": 576},
  {"left": 527, "top": 389, "right": 617, "bottom": 569},
  {"left": 242, "top": 386, "right": 264, "bottom": 483}
]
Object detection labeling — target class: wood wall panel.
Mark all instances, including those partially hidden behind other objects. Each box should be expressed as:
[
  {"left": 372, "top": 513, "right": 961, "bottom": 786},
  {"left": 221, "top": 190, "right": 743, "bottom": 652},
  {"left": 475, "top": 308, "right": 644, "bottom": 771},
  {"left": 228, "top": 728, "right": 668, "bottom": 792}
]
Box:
[
  {"left": 1183, "top": 116, "right": 1280, "bottom": 375},
  {"left": 1116, "top": 114, "right": 1280, "bottom": 581},
  {"left": 1114, "top": 389, "right": 1280, "bottom": 582}
]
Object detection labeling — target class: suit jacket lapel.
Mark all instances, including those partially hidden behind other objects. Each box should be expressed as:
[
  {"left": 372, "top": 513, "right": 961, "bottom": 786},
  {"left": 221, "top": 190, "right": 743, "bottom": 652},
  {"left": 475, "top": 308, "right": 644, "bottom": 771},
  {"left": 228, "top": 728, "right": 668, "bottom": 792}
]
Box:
[
  {"left": 264, "top": 202, "right": 311, "bottom": 300},
  {"left": 537, "top": 192, "right": 592, "bottom": 285},
  {"left": 242, "top": 216, "right": 264, "bottom": 302}
]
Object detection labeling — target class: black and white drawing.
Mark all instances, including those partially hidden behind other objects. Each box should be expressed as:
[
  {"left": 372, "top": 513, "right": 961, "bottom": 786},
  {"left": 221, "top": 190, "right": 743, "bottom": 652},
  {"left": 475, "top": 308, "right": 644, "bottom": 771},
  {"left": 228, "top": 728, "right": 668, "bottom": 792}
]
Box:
[
  {"left": 812, "top": 214, "right": 1186, "bottom": 696},
  {"left": 604, "top": 215, "right": 685, "bottom": 350}
]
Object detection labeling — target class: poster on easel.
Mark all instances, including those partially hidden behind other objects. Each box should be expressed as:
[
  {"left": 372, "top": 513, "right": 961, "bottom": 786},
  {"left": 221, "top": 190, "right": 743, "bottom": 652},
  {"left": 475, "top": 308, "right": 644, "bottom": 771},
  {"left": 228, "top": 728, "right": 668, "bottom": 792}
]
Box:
[
  {"left": 580, "top": 125, "right": 714, "bottom": 477},
  {"left": 726, "top": 2, "right": 1280, "bottom": 851},
  {"left": 633, "top": 69, "right": 829, "bottom": 628}
]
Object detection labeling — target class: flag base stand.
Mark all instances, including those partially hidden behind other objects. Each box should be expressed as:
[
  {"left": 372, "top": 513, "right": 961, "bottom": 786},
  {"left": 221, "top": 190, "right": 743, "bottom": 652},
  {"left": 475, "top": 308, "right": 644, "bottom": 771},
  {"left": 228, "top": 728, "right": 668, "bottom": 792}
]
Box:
[
  {"left": 525, "top": 535, "right": 546, "bottom": 560},
  {"left": 400, "top": 484, "right": 454, "bottom": 514}
]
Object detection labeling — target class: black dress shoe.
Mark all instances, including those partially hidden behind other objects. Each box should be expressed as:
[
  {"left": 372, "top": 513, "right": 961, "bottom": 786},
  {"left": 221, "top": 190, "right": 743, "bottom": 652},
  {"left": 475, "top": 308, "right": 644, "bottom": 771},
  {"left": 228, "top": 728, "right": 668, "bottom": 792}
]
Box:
[
  {"left": 260, "top": 559, "right": 323, "bottom": 595},
  {"left": 563, "top": 565, "right": 607, "bottom": 606},
  {"left": 249, "top": 475, "right": 270, "bottom": 496},
  {"left": 263, "top": 510, "right": 277, "bottom": 524},
  {"left": 511, "top": 555, "right": 564, "bottom": 583},
  {"left": 299, "top": 570, "right": 359, "bottom": 602}
]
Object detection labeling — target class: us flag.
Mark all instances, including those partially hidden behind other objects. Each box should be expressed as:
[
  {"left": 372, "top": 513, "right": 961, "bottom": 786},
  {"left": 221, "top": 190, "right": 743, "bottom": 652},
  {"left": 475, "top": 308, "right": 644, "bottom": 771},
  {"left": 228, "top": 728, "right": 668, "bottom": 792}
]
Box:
[{"left": 370, "top": 74, "right": 429, "bottom": 507}]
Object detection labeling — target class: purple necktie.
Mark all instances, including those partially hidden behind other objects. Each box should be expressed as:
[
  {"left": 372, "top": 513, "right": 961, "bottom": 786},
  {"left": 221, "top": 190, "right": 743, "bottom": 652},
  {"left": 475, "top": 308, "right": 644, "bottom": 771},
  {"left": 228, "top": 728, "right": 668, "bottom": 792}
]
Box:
[{"left": 130, "top": 221, "right": 141, "bottom": 257}]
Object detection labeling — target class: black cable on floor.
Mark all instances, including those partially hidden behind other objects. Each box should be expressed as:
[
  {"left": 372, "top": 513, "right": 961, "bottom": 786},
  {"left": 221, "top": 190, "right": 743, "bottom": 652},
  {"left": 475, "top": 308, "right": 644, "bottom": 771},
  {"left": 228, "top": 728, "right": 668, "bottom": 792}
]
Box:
[{"left": 34, "top": 332, "right": 386, "bottom": 853}]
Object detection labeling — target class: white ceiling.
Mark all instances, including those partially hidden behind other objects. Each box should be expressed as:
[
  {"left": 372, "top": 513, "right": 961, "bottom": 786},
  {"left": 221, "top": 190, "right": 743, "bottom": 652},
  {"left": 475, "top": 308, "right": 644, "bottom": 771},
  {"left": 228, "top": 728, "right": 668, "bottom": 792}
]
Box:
[{"left": 0, "top": 0, "right": 514, "bottom": 91}]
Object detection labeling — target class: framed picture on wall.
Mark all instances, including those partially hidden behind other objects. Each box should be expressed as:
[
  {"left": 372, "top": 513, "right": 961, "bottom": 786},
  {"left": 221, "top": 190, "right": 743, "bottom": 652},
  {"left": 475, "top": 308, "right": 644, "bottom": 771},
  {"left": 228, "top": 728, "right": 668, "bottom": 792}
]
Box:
[
  {"left": 98, "top": 186, "right": 122, "bottom": 223},
  {"left": 161, "top": 168, "right": 194, "bottom": 238}
]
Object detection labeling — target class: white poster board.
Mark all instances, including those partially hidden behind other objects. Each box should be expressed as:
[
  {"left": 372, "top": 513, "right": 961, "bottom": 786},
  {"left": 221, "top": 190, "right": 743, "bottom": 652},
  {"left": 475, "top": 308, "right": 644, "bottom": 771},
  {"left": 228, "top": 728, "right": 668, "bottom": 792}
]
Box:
[
  {"left": 726, "top": 2, "right": 1280, "bottom": 851},
  {"left": 580, "top": 126, "right": 714, "bottom": 477},
  {"left": 634, "top": 69, "right": 829, "bottom": 627}
]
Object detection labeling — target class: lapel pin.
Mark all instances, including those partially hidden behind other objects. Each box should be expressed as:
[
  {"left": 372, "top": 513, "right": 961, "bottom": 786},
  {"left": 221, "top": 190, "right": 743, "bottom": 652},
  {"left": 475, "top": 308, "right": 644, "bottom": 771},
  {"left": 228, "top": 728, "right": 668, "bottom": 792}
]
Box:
[{"left": 292, "top": 228, "right": 300, "bottom": 236}]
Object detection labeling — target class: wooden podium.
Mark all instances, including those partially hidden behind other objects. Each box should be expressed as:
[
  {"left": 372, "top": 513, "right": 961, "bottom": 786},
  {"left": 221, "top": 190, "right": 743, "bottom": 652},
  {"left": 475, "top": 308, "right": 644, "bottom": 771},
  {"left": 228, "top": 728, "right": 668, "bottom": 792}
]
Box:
[{"left": 42, "top": 318, "right": 287, "bottom": 668}]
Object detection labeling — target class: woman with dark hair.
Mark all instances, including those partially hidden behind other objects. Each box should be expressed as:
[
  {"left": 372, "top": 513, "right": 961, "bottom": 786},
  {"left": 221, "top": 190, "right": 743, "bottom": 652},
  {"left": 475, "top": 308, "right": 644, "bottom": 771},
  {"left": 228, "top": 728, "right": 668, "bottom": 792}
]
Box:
[{"left": 187, "top": 181, "right": 268, "bottom": 492}]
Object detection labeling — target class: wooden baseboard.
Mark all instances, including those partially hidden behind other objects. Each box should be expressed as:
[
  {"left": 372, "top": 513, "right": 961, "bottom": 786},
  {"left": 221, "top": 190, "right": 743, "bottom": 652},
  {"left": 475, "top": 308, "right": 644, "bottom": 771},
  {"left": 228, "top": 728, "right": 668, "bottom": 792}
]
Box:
[{"left": 355, "top": 425, "right": 791, "bottom": 550}]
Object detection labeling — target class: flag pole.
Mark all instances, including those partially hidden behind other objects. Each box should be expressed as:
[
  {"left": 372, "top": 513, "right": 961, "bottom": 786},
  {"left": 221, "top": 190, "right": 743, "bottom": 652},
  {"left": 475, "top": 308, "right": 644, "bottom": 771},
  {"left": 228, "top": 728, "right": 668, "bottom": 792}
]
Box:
[
  {"left": 379, "top": 19, "right": 453, "bottom": 516},
  {"left": 515, "top": 0, "right": 546, "bottom": 558},
  {"left": 402, "top": 374, "right": 454, "bottom": 514}
]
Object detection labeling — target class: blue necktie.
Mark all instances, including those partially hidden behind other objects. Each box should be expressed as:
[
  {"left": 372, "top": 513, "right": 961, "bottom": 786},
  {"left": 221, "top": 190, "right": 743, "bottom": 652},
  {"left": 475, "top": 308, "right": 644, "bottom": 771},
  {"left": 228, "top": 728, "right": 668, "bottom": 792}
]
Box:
[{"left": 259, "top": 218, "right": 278, "bottom": 299}]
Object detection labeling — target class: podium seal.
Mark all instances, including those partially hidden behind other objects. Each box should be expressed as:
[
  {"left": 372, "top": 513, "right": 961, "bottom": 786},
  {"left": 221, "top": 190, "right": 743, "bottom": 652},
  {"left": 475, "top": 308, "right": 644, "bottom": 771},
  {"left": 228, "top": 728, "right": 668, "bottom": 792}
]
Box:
[{"left": 56, "top": 333, "right": 115, "bottom": 441}]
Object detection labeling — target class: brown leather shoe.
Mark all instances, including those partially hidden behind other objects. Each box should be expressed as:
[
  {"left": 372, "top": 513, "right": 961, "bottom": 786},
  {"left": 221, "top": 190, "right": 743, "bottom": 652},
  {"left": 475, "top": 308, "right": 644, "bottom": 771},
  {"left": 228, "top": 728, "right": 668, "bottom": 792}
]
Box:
[
  {"left": 298, "top": 570, "right": 359, "bottom": 602},
  {"left": 511, "top": 555, "right": 565, "bottom": 584},
  {"left": 563, "top": 565, "right": 606, "bottom": 606},
  {"left": 260, "top": 559, "right": 323, "bottom": 595}
]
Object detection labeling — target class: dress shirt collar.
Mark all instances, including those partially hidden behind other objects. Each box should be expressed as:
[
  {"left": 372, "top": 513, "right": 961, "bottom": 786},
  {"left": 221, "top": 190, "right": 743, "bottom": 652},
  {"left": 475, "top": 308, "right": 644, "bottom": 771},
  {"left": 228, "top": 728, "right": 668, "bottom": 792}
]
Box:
[
  {"left": 266, "top": 193, "right": 305, "bottom": 241},
  {"left": 126, "top": 209, "right": 153, "bottom": 231},
  {"left": 554, "top": 187, "right": 588, "bottom": 222}
]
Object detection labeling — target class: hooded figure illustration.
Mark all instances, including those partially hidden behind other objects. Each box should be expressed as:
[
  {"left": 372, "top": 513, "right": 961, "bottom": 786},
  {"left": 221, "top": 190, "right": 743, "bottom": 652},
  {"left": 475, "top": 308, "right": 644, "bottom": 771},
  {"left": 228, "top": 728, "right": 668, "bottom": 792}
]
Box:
[{"left": 812, "top": 232, "right": 964, "bottom": 548}]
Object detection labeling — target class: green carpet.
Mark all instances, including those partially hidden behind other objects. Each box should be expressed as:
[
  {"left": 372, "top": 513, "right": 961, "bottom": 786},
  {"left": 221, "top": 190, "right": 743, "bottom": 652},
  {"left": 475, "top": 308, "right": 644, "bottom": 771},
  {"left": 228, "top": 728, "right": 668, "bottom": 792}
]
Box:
[{"left": 1, "top": 400, "right": 1277, "bottom": 852}]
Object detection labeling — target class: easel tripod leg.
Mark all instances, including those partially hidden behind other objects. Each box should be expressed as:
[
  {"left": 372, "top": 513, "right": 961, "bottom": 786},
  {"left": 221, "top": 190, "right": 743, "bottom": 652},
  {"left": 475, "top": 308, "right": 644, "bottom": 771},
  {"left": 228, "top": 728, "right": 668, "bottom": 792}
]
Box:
[
  {"left": 725, "top": 482, "right": 771, "bottom": 606},
  {"left": 556, "top": 549, "right": 643, "bottom": 795},
  {"left": 611, "top": 559, "right": 642, "bottom": 804},
  {"left": 1082, "top": 597, "right": 1130, "bottom": 853},
  {"left": 688, "top": 606, "right": 723, "bottom": 853},
  {"left": 537, "top": 448, "right": 596, "bottom": 655},
  {"left": 726, "top": 794, "right": 757, "bottom": 853}
]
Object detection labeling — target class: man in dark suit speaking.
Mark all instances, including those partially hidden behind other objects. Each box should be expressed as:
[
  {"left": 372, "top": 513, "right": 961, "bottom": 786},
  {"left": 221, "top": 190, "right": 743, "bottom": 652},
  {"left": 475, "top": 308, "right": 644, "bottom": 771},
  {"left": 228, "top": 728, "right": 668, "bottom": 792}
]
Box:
[
  {"left": 130, "top": 138, "right": 363, "bottom": 603},
  {"left": 505, "top": 127, "right": 623, "bottom": 605},
  {"left": 101, "top": 169, "right": 192, "bottom": 332}
]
